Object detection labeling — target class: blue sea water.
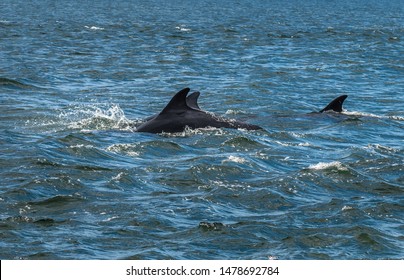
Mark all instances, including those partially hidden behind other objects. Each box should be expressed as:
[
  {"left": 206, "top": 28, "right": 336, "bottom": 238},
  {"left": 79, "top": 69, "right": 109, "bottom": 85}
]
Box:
[{"left": 0, "top": 0, "right": 403, "bottom": 259}]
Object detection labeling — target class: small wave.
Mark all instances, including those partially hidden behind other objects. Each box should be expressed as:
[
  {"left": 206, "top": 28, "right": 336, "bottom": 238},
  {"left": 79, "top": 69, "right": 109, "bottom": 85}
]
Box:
[
  {"left": 69, "top": 144, "right": 95, "bottom": 149},
  {"left": 199, "top": 222, "right": 225, "bottom": 231},
  {"left": 84, "top": 25, "right": 104, "bottom": 31},
  {"left": 365, "top": 144, "right": 400, "bottom": 153},
  {"left": 0, "top": 20, "right": 12, "bottom": 26},
  {"left": 0, "top": 77, "right": 33, "bottom": 89},
  {"left": 388, "top": 115, "right": 404, "bottom": 121},
  {"left": 222, "top": 155, "right": 247, "bottom": 164},
  {"left": 28, "top": 194, "right": 85, "bottom": 207},
  {"left": 225, "top": 109, "right": 247, "bottom": 115},
  {"left": 308, "top": 161, "right": 348, "bottom": 171},
  {"left": 160, "top": 126, "right": 227, "bottom": 137},
  {"left": 344, "top": 111, "right": 382, "bottom": 118},
  {"left": 106, "top": 143, "right": 140, "bottom": 157},
  {"left": 273, "top": 139, "right": 315, "bottom": 148},
  {"left": 341, "top": 205, "right": 354, "bottom": 211},
  {"left": 111, "top": 172, "right": 126, "bottom": 182},
  {"left": 223, "top": 136, "right": 263, "bottom": 149},
  {"left": 298, "top": 142, "right": 312, "bottom": 147},
  {"left": 106, "top": 140, "right": 183, "bottom": 158},
  {"left": 344, "top": 111, "right": 404, "bottom": 121},
  {"left": 175, "top": 25, "right": 191, "bottom": 32}
]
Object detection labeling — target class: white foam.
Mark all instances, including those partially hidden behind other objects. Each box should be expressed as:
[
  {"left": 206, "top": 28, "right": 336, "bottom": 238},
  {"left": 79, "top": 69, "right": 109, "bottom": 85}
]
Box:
[
  {"left": 175, "top": 25, "right": 191, "bottom": 32},
  {"left": 344, "top": 110, "right": 381, "bottom": 118},
  {"left": 225, "top": 109, "right": 246, "bottom": 115},
  {"left": 365, "top": 144, "right": 399, "bottom": 153},
  {"left": 69, "top": 144, "right": 94, "bottom": 149},
  {"left": 308, "top": 161, "right": 348, "bottom": 171},
  {"left": 298, "top": 142, "right": 311, "bottom": 147},
  {"left": 102, "top": 216, "right": 119, "bottom": 222},
  {"left": 344, "top": 110, "right": 404, "bottom": 120},
  {"left": 85, "top": 25, "right": 104, "bottom": 31},
  {"left": 160, "top": 126, "right": 226, "bottom": 137},
  {"left": 106, "top": 143, "right": 140, "bottom": 157},
  {"left": 222, "top": 155, "right": 247, "bottom": 164},
  {"left": 341, "top": 205, "right": 354, "bottom": 211},
  {"left": 111, "top": 172, "right": 125, "bottom": 181},
  {"left": 389, "top": 115, "right": 404, "bottom": 121},
  {"left": 275, "top": 140, "right": 311, "bottom": 147},
  {"left": 274, "top": 141, "right": 292, "bottom": 147}
]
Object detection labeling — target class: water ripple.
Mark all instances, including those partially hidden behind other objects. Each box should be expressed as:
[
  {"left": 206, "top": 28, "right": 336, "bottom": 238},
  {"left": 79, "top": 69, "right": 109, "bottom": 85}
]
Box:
[{"left": 1, "top": 0, "right": 403, "bottom": 260}]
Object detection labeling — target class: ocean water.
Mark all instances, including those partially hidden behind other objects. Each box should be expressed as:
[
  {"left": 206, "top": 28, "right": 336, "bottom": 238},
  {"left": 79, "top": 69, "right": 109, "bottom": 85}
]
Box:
[{"left": 0, "top": 0, "right": 403, "bottom": 259}]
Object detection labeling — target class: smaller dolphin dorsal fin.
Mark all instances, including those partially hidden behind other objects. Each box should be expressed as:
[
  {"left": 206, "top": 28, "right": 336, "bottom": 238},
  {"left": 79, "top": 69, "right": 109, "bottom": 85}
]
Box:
[
  {"left": 320, "top": 95, "right": 348, "bottom": 113},
  {"left": 160, "top": 88, "right": 191, "bottom": 114},
  {"left": 187, "top": 91, "right": 201, "bottom": 110}
]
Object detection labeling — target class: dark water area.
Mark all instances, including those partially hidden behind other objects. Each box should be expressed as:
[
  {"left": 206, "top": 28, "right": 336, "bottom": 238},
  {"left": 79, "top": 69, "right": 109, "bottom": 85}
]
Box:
[{"left": 0, "top": 0, "right": 403, "bottom": 259}]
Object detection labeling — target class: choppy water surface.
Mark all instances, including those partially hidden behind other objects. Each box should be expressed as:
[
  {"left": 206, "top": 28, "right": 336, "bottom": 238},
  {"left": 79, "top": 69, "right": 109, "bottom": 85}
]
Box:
[{"left": 1, "top": 0, "right": 403, "bottom": 259}]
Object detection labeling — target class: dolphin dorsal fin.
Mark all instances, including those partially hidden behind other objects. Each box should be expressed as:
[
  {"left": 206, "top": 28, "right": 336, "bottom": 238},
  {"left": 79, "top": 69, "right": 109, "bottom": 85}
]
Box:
[
  {"left": 320, "top": 95, "right": 348, "bottom": 113},
  {"left": 187, "top": 91, "right": 201, "bottom": 110},
  {"left": 160, "top": 88, "right": 191, "bottom": 114}
]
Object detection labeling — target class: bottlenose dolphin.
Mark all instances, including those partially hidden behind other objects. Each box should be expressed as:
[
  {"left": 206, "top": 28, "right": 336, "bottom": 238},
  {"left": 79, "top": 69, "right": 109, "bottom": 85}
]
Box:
[
  {"left": 143, "top": 91, "right": 201, "bottom": 122},
  {"left": 183, "top": 91, "right": 201, "bottom": 110},
  {"left": 136, "top": 88, "right": 262, "bottom": 133},
  {"left": 319, "top": 95, "right": 348, "bottom": 113}
]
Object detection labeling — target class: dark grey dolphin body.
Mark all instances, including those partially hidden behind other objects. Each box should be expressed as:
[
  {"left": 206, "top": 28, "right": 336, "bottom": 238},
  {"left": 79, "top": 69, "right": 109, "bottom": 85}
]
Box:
[
  {"left": 136, "top": 88, "right": 262, "bottom": 133},
  {"left": 143, "top": 91, "right": 201, "bottom": 122},
  {"left": 319, "top": 95, "right": 348, "bottom": 113}
]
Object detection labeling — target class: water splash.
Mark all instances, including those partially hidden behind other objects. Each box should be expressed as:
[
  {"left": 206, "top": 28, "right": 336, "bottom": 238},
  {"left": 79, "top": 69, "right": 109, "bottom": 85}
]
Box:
[{"left": 61, "top": 104, "right": 135, "bottom": 132}]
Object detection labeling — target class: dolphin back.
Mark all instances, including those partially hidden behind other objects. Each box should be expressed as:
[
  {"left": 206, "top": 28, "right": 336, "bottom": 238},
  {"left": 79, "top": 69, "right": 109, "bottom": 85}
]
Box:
[{"left": 319, "top": 95, "right": 348, "bottom": 113}]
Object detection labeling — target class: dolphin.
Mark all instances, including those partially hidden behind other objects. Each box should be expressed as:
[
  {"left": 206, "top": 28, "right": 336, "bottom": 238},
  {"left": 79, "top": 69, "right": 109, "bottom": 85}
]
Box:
[
  {"left": 183, "top": 91, "right": 201, "bottom": 110},
  {"left": 136, "top": 88, "right": 262, "bottom": 133},
  {"left": 143, "top": 91, "right": 201, "bottom": 122},
  {"left": 319, "top": 95, "right": 348, "bottom": 113}
]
